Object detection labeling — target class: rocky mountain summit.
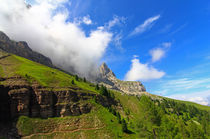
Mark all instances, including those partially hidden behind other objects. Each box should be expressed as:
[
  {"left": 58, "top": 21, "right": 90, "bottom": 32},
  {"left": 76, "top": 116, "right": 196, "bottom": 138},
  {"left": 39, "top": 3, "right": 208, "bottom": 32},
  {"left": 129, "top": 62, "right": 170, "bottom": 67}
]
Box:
[
  {"left": 96, "top": 62, "right": 146, "bottom": 96},
  {"left": 0, "top": 31, "right": 53, "bottom": 67}
]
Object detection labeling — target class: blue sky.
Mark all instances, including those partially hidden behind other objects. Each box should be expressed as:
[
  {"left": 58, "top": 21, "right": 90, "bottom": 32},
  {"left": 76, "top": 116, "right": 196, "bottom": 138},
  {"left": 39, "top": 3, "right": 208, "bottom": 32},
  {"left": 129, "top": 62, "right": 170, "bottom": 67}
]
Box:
[
  {"left": 59, "top": 0, "right": 210, "bottom": 105},
  {"left": 2, "top": 0, "right": 210, "bottom": 105}
]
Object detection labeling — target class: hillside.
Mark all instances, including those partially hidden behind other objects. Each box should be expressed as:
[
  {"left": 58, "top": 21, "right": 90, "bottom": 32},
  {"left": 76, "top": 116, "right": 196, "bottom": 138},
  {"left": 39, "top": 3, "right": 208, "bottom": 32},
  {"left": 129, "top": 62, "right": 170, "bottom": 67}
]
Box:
[{"left": 0, "top": 50, "right": 210, "bottom": 139}]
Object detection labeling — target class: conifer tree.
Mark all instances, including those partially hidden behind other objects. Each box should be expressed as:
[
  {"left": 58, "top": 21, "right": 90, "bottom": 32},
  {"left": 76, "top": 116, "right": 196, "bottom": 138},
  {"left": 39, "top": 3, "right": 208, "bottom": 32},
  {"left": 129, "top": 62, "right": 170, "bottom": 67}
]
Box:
[
  {"left": 95, "top": 84, "right": 99, "bottom": 90},
  {"left": 122, "top": 119, "right": 128, "bottom": 132},
  {"left": 75, "top": 75, "right": 79, "bottom": 81}
]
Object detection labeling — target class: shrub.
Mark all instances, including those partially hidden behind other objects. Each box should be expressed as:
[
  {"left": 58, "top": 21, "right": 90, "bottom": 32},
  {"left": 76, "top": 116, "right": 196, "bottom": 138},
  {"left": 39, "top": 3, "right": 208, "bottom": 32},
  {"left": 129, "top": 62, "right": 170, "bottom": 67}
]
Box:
[
  {"left": 95, "top": 84, "right": 99, "bottom": 90},
  {"left": 122, "top": 119, "right": 128, "bottom": 132},
  {"left": 75, "top": 75, "right": 79, "bottom": 81}
]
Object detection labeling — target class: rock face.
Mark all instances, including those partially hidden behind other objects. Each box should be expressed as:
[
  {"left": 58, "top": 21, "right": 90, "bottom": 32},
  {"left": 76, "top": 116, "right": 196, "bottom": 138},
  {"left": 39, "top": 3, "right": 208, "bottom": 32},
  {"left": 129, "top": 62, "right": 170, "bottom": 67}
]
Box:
[
  {"left": 96, "top": 63, "right": 146, "bottom": 96},
  {"left": 0, "top": 76, "right": 116, "bottom": 122},
  {"left": 0, "top": 31, "right": 53, "bottom": 67},
  {"left": 0, "top": 76, "right": 118, "bottom": 139},
  {"left": 0, "top": 76, "right": 94, "bottom": 121}
]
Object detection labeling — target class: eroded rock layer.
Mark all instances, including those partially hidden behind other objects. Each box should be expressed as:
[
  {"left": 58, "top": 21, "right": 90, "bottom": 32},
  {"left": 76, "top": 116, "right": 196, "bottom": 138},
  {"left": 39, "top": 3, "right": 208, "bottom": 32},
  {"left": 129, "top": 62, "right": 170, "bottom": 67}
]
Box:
[{"left": 0, "top": 76, "right": 108, "bottom": 121}]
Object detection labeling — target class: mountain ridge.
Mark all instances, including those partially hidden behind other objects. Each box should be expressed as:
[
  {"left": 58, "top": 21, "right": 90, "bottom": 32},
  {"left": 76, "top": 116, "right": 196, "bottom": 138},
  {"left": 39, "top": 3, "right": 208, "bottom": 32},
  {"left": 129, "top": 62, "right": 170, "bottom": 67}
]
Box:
[{"left": 0, "top": 31, "right": 53, "bottom": 68}]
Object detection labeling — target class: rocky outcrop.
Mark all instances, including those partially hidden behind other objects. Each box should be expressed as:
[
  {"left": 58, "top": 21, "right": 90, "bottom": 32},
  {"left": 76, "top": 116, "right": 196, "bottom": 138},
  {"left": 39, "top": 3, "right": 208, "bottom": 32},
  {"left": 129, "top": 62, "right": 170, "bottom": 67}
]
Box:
[
  {"left": 0, "top": 77, "right": 87, "bottom": 121},
  {"left": 0, "top": 31, "right": 53, "bottom": 67},
  {"left": 0, "top": 76, "right": 118, "bottom": 139},
  {"left": 0, "top": 76, "right": 116, "bottom": 122},
  {"left": 96, "top": 63, "right": 146, "bottom": 96}
]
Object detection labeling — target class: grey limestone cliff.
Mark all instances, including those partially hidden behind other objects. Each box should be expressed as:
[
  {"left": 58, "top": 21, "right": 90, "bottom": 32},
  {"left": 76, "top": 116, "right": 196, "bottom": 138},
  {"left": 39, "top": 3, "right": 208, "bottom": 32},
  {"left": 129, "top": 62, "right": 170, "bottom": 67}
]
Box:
[{"left": 96, "top": 63, "right": 146, "bottom": 96}]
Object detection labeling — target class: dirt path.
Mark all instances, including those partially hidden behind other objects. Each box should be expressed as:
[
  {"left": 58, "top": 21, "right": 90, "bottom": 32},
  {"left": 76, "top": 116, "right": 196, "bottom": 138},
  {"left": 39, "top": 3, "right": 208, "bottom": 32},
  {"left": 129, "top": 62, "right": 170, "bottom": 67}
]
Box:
[{"left": 22, "top": 125, "right": 105, "bottom": 139}]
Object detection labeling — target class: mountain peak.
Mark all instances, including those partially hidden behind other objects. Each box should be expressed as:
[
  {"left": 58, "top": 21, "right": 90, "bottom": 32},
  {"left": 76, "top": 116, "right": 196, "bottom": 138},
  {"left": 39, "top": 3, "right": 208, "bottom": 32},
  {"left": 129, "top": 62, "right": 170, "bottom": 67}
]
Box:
[
  {"left": 0, "top": 31, "right": 10, "bottom": 42},
  {"left": 99, "top": 62, "right": 115, "bottom": 77},
  {"left": 97, "top": 62, "right": 146, "bottom": 95}
]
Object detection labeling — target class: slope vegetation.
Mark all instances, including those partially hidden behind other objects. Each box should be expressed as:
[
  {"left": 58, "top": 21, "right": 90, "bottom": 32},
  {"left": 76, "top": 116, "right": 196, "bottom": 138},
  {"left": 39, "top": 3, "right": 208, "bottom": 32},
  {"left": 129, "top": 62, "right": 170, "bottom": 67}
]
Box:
[{"left": 0, "top": 50, "right": 209, "bottom": 139}]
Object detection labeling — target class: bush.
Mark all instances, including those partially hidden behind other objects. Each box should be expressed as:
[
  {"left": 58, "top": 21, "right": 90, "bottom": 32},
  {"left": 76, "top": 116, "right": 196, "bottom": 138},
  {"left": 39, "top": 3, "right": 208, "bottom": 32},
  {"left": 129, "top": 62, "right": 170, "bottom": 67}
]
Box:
[
  {"left": 108, "top": 107, "right": 116, "bottom": 116},
  {"left": 99, "top": 85, "right": 108, "bottom": 96},
  {"left": 122, "top": 119, "right": 128, "bottom": 132},
  {"left": 95, "top": 84, "right": 99, "bottom": 90},
  {"left": 75, "top": 75, "right": 79, "bottom": 81},
  {"left": 116, "top": 112, "right": 121, "bottom": 124},
  {"left": 93, "top": 95, "right": 97, "bottom": 103}
]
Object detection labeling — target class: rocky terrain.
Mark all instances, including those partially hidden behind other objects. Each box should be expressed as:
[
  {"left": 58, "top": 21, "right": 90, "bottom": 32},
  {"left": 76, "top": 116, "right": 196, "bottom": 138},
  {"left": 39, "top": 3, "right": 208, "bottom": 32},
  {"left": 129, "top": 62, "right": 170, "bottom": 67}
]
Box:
[
  {"left": 0, "top": 76, "right": 116, "bottom": 123},
  {"left": 0, "top": 31, "right": 53, "bottom": 67},
  {"left": 96, "top": 62, "right": 146, "bottom": 96}
]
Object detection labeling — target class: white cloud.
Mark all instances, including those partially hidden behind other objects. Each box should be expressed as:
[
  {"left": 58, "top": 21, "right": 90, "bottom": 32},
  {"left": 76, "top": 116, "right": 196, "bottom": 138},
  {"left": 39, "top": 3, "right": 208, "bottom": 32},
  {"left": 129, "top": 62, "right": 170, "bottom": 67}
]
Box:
[
  {"left": 97, "top": 16, "right": 125, "bottom": 31},
  {"left": 150, "top": 48, "right": 165, "bottom": 62},
  {"left": 112, "top": 32, "right": 124, "bottom": 51},
  {"left": 162, "top": 42, "right": 172, "bottom": 48},
  {"left": 167, "top": 91, "right": 210, "bottom": 105},
  {"left": 153, "top": 77, "right": 210, "bottom": 105},
  {"left": 106, "top": 15, "right": 126, "bottom": 30},
  {"left": 149, "top": 42, "right": 171, "bottom": 62},
  {"left": 82, "top": 15, "right": 92, "bottom": 25},
  {"left": 98, "top": 16, "right": 125, "bottom": 51},
  {"left": 133, "top": 55, "right": 139, "bottom": 58},
  {"left": 0, "top": 0, "right": 113, "bottom": 78},
  {"left": 164, "top": 78, "right": 210, "bottom": 90},
  {"left": 74, "top": 15, "right": 92, "bottom": 25},
  {"left": 129, "top": 15, "right": 160, "bottom": 37},
  {"left": 125, "top": 58, "right": 165, "bottom": 81}
]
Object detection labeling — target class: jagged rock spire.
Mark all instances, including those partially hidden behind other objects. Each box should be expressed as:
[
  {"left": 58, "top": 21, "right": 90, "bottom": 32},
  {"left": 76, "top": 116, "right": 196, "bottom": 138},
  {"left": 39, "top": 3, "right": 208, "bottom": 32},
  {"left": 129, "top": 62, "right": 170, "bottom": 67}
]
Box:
[
  {"left": 99, "top": 62, "right": 116, "bottom": 77},
  {"left": 97, "top": 62, "right": 146, "bottom": 95}
]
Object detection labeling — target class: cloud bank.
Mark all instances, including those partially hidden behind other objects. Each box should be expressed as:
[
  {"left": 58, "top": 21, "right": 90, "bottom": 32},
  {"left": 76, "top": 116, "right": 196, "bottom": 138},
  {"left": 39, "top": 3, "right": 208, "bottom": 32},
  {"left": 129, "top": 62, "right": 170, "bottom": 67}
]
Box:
[
  {"left": 153, "top": 77, "right": 210, "bottom": 105},
  {"left": 129, "top": 15, "right": 160, "bottom": 37},
  {"left": 0, "top": 0, "right": 113, "bottom": 78},
  {"left": 167, "top": 91, "right": 210, "bottom": 106},
  {"left": 125, "top": 58, "right": 165, "bottom": 81}
]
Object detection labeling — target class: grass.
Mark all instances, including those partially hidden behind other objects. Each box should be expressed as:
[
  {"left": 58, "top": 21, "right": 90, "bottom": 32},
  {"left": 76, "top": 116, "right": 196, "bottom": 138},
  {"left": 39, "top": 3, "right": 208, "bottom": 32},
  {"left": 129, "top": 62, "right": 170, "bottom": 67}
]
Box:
[
  {"left": 0, "top": 50, "right": 209, "bottom": 138},
  {"left": 17, "top": 101, "right": 131, "bottom": 138},
  {"left": 0, "top": 52, "right": 99, "bottom": 94},
  {"left": 0, "top": 66, "right": 4, "bottom": 77}
]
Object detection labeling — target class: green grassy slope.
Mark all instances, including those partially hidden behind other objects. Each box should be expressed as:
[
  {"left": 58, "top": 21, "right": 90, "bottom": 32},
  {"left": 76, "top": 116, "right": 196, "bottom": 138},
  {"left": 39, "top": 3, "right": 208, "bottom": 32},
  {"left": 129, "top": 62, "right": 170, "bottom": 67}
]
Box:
[
  {"left": 0, "top": 50, "right": 98, "bottom": 93},
  {"left": 0, "top": 50, "right": 210, "bottom": 138}
]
